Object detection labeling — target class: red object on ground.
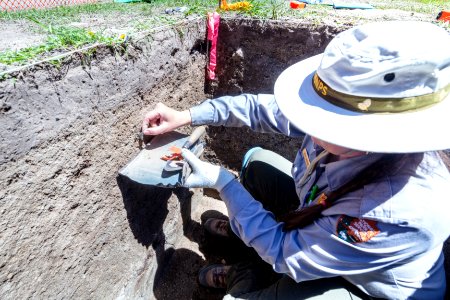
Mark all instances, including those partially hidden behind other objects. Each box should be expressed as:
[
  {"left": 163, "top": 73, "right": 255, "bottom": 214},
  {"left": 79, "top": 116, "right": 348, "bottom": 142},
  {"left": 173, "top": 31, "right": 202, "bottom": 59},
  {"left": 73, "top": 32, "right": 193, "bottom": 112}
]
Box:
[
  {"left": 207, "top": 12, "right": 220, "bottom": 80},
  {"left": 290, "top": 1, "right": 306, "bottom": 9},
  {"left": 437, "top": 10, "right": 450, "bottom": 22}
]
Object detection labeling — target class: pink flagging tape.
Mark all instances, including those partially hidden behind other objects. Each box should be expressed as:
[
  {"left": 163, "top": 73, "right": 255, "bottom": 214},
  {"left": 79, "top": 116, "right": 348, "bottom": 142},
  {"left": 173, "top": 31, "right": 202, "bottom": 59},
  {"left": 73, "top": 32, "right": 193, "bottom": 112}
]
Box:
[{"left": 206, "top": 12, "right": 220, "bottom": 80}]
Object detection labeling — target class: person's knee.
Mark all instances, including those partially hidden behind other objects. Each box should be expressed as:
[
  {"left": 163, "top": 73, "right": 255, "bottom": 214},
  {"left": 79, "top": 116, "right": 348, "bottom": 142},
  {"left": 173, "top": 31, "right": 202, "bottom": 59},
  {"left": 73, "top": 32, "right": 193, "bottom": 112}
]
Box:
[
  {"left": 241, "top": 148, "right": 291, "bottom": 187},
  {"left": 241, "top": 147, "right": 263, "bottom": 175},
  {"left": 240, "top": 147, "right": 264, "bottom": 182}
]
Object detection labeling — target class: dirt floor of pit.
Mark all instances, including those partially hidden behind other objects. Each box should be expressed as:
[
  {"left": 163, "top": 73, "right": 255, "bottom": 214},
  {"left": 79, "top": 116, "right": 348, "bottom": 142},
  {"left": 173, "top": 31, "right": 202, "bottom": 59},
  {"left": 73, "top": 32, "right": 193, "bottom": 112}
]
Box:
[
  {"left": 150, "top": 191, "right": 238, "bottom": 300},
  {"left": 139, "top": 190, "right": 230, "bottom": 300}
]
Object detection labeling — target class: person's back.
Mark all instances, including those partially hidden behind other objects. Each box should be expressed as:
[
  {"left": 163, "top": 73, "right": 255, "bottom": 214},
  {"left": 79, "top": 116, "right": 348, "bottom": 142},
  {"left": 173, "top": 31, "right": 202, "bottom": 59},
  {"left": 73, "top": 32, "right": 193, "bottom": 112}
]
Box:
[
  {"left": 284, "top": 138, "right": 450, "bottom": 299},
  {"left": 335, "top": 152, "right": 450, "bottom": 299}
]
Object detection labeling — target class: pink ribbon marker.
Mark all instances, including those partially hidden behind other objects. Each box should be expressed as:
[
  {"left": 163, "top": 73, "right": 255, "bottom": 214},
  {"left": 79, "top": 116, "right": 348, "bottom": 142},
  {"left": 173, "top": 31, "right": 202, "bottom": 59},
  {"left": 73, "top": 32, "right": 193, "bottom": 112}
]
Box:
[{"left": 207, "top": 12, "right": 220, "bottom": 80}]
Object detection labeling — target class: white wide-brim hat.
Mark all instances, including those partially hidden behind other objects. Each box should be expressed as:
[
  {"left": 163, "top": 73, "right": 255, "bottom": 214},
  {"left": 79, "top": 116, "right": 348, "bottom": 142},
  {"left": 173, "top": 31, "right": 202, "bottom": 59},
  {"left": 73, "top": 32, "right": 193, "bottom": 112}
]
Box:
[{"left": 274, "top": 21, "right": 450, "bottom": 153}]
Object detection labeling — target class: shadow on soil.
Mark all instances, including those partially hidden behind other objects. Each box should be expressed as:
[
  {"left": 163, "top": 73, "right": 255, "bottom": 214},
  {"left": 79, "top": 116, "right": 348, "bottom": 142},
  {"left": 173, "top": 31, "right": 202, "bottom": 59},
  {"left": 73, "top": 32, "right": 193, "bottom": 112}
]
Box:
[
  {"left": 116, "top": 154, "right": 450, "bottom": 299},
  {"left": 117, "top": 175, "right": 233, "bottom": 299}
]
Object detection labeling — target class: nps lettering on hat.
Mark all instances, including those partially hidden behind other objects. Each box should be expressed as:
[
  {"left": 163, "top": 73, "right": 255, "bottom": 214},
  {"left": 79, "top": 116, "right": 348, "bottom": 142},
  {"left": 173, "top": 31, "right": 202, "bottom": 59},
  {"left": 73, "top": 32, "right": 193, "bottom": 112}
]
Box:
[
  {"left": 313, "top": 72, "right": 328, "bottom": 96},
  {"left": 311, "top": 22, "right": 450, "bottom": 113},
  {"left": 274, "top": 21, "right": 450, "bottom": 153},
  {"left": 312, "top": 71, "right": 450, "bottom": 113}
]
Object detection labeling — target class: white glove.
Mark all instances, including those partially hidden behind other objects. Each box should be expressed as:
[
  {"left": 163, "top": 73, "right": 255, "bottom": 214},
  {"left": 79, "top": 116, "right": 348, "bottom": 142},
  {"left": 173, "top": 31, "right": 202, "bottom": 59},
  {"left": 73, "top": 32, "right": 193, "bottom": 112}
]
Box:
[{"left": 181, "top": 149, "right": 235, "bottom": 191}]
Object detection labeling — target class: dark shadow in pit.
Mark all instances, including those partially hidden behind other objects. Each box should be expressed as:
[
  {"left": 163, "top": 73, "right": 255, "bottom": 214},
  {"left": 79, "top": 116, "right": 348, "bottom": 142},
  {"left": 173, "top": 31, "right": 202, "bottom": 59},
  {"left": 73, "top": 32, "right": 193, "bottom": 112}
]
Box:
[
  {"left": 117, "top": 174, "right": 216, "bottom": 299},
  {"left": 117, "top": 175, "right": 197, "bottom": 299},
  {"left": 117, "top": 174, "right": 172, "bottom": 247}
]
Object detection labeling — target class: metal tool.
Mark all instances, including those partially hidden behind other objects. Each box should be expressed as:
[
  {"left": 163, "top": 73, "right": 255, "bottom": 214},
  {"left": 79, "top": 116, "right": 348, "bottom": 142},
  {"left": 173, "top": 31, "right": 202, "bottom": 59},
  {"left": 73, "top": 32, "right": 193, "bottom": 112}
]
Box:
[
  {"left": 119, "top": 126, "right": 206, "bottom": 188},
  {"left": 163, "top": 126, "right": 206, "bottom": 172}
]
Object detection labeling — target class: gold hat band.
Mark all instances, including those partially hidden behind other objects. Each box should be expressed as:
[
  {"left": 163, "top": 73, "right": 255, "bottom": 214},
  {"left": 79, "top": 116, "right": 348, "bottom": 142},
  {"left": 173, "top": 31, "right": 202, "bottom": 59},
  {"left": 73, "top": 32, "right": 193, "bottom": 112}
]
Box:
[{"left": 312, "top": 72, "right": 450, "bottom": 113}]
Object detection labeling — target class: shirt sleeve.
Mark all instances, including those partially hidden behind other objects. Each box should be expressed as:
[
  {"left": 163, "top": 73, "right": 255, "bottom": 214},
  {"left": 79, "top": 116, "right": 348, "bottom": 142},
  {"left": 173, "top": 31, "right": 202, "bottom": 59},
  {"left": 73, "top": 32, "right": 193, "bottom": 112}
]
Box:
[
  {"left": 220, "top": 180, "right": 433, "bottom": 282},
  {"left": 189, "top": 94, "right": 304, "bottom": 137}
]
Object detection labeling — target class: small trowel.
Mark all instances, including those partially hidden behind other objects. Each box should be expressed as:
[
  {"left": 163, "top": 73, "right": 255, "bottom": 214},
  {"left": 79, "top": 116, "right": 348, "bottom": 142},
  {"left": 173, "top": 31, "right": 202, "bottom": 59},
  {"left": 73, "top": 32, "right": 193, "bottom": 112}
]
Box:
[
  {"left": 118, "top": 126, "right": 206, "bottom": 187},
  {"left": 163, "top": 126, "right": 206, "bottom": 172}
]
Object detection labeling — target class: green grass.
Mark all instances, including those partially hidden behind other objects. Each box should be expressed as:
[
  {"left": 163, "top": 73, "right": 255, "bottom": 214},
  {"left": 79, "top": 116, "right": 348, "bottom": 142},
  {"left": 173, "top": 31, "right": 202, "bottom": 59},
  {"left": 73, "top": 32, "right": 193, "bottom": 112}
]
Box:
[
  {"left": 0, "top": 0, "right": 228, "bottom": 66},
  {"left": 0, "top": 17, "right": 120, "bottom": 65},
  {"left": 0, "top": 1, "right": 218, "bottom": 24},
  {"left": 415, "top": 0, "right": 449, "bottom": 3},
  {"left": 374, "top": 0, "right": 450, "bottom": 13},
  {"left": 0, "top": 0, "right": 448, "bottom": 23},
  {"left": 0, "top": 3, "right": 154, "bottom": 65},
  {"left": 0, "top": 0, "right": 448, "bottom": 66},
  {"left": 0, "top": 3, "right": 150, "bottom": 24}
]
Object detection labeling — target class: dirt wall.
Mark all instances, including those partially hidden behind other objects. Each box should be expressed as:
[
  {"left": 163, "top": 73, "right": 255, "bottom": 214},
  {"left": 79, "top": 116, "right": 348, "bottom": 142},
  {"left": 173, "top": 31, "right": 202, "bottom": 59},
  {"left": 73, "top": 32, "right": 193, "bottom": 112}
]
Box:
[
  {"left": 206, "top": 19, "right": 340, "bottom": 169},
  {"left": 0, "top": 19, "right": 210, "bottom": 299}
]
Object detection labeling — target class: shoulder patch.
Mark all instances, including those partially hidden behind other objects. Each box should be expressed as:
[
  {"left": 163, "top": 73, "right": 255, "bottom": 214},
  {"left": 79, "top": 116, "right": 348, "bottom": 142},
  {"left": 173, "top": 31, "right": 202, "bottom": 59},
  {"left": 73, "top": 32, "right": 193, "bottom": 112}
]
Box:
[{"left": 336, "top": 215, "right": 380, "bottom": 243}]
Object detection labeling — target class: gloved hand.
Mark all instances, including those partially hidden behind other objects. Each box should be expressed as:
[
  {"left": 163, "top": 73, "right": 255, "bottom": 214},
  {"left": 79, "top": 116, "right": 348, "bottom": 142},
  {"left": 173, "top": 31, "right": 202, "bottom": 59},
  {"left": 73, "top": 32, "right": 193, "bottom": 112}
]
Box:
[{"left": 181, "top": 149, "right": 236, "bottom": 191}]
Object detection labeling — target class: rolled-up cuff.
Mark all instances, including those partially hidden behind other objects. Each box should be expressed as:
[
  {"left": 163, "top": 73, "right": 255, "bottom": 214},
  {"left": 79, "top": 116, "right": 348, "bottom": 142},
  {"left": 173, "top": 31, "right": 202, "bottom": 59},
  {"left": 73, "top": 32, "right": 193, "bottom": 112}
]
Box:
[{"left": 189, "top": 101, "right": 215, "bottom": 126}]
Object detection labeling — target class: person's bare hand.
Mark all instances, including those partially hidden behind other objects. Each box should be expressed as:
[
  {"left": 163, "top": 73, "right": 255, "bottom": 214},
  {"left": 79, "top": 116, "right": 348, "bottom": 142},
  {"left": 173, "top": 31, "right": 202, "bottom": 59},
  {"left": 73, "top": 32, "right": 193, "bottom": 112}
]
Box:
[{"left": 142, "top": 103, "right": 191, "bottom": 135}]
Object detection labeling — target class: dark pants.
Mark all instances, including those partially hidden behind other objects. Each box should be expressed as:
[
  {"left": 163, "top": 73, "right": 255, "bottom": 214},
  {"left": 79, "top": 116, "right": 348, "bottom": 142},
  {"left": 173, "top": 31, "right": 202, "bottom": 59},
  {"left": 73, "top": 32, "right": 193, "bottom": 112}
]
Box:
[{"left": 223, "top": 148, "right": 372, "bottom": 300}]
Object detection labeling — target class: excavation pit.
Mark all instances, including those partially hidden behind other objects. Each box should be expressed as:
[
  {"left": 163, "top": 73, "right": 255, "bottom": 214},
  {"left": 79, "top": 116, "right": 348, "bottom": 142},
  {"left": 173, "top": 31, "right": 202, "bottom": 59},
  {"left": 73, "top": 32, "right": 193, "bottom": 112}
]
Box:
[{"left": 1, "top": 18, "right": 449, "bottom": 299}]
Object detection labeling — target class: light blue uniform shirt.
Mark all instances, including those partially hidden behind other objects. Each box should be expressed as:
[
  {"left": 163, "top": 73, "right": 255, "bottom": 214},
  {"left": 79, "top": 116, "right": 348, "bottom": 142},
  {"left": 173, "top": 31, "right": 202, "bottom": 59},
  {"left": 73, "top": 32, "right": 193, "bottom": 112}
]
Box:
[{"left": 190, "top": 94, "right": 450, "bottom": 299}]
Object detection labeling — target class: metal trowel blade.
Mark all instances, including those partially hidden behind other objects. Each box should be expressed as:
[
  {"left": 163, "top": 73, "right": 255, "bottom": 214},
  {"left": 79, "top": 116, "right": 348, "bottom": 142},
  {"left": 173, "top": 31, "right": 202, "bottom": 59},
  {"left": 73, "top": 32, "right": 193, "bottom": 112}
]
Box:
[
  {"left": 163, "top": 142, "right": 204, "bottom": 172},
  {"left": 118, "top": 131, "right": 190, "bottom": 187}
]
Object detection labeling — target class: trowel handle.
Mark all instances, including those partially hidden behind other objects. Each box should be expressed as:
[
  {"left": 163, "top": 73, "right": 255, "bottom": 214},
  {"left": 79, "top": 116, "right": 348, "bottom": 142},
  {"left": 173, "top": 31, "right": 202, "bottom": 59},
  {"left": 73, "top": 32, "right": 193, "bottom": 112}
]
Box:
[{"left": 182, "top": 126, "right": 206, "bottom": 149}]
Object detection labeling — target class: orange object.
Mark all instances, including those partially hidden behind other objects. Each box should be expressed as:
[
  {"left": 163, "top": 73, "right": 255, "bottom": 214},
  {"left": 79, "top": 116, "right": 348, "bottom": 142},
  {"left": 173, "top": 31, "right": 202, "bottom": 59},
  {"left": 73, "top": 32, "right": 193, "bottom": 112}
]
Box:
[
  {"left": 161, "top": 146, "right": 183, "bottom": 161},
  {"left": 290, "top": 1, "right": 306, "bottom": 9},
  {"left": 220, "top": 0, "right": 252, "bottom": 11},
  {"left": 437, "top": 10, "right": 450, "bottom": 22},
  {"left": 169, "top": 146, "right": 182, "bottom": 154},
  {"left": 161, "top": 153, "right": 182, "bottom": 161}
]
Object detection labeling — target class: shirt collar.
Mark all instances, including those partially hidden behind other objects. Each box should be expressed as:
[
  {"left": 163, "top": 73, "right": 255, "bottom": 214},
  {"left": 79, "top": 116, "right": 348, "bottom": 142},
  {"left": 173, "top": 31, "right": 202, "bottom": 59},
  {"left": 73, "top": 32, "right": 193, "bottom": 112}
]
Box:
[{"left": 323, "top": 152, "right": 385, "bottom": 191}]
